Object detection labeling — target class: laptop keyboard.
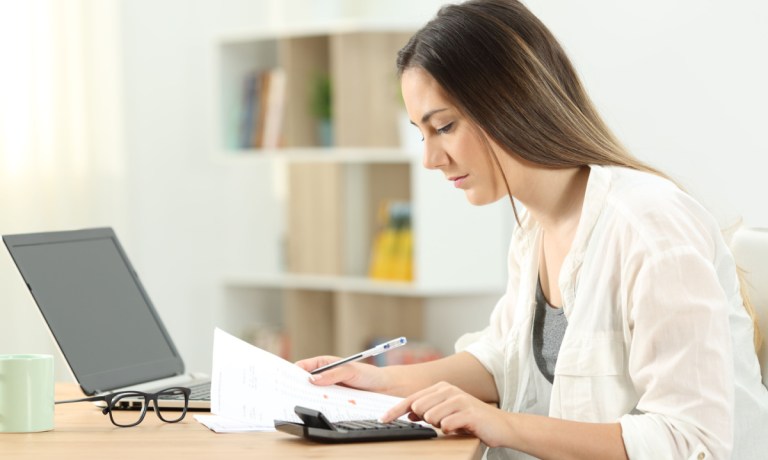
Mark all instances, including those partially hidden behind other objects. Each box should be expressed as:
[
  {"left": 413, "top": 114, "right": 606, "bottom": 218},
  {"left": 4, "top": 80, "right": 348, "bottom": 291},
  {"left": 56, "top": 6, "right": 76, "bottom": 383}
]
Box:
[
  {"left": 163, "top": 381, "right": 210, "bottom": 401},
  {"left": 188, "top": 382, "right": 211, "bottom": 400},
  {"left": 191, "top": 382, "right": 211, "bottom": 400}
]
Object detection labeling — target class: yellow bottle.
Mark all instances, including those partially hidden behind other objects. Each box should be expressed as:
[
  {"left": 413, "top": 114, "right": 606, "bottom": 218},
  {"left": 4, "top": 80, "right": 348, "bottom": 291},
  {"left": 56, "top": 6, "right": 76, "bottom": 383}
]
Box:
[
  {"left": 368, "top": 201, "right": 395, "bottom": 279},
  {"left": 390, "top": 203, "right": 413, "bottom": 281}
]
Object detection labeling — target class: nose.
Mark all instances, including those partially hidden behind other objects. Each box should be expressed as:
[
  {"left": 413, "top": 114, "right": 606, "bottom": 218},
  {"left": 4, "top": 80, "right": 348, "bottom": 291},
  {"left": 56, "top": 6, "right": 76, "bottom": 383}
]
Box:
[{"left": 422, "top": 138, "right": 448, "bottom": 170}]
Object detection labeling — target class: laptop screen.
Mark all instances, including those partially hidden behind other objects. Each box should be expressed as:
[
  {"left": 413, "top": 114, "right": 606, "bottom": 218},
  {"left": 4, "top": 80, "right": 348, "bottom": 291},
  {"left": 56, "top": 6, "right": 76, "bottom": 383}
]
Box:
[{"left": 3, "top": 228, "right": 184, "bottom": 394}]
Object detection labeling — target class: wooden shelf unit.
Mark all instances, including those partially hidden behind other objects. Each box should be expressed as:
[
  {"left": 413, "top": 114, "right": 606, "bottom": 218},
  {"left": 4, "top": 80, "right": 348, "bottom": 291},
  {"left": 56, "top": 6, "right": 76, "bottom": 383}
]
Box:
[{"left": 215, "top": 25, "right": 509, "bottom": 361}]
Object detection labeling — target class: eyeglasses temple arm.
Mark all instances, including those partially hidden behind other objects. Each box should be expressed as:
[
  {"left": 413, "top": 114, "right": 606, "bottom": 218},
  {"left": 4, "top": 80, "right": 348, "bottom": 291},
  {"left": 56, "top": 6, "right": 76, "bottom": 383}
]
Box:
[{"left": 55, "top": 395, "right": 107, "bottom": 405}]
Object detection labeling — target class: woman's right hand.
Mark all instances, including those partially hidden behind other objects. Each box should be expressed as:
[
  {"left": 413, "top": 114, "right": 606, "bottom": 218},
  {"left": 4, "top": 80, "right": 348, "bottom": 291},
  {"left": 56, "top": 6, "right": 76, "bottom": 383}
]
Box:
[{"left": 294, "top": 355, "right": 396, "bottom": 395}]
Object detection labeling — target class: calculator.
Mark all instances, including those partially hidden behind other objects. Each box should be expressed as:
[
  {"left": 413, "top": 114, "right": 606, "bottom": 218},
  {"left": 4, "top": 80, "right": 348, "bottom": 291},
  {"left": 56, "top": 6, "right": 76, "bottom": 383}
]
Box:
[{"left": 274, "top": 406, "right": 437, "bottom": 443}]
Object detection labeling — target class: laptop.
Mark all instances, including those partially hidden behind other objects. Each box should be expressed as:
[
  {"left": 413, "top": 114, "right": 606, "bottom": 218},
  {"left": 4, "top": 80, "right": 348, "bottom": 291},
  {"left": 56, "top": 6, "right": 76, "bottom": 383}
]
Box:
[{"left": 2, "top": 227, "right": 210, "bottom": 409}]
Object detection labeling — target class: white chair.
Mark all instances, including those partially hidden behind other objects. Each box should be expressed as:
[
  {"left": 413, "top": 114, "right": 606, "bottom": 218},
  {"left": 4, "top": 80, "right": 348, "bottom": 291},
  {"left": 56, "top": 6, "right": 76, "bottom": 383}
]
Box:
[{"left": 730, "top": 227, "right": 768, "bottom": 388}]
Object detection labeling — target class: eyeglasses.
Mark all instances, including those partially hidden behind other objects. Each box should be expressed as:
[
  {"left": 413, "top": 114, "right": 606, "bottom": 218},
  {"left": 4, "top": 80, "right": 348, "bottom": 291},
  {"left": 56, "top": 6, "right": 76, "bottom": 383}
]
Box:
[{"left": 55, "top": 387, "right": 191, "bottom": 427}]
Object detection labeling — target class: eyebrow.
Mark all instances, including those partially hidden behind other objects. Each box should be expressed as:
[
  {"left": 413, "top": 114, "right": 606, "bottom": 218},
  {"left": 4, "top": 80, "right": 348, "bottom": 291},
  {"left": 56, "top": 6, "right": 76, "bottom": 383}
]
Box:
[{"left": 417, "top": 108, "right": 449, "bottom": 125}]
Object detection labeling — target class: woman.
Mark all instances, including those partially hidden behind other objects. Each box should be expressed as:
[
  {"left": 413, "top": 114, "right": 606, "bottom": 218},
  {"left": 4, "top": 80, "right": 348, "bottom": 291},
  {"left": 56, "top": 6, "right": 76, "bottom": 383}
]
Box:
[{"left": 297, "top": 1, "right": 768, "bottom": 458}]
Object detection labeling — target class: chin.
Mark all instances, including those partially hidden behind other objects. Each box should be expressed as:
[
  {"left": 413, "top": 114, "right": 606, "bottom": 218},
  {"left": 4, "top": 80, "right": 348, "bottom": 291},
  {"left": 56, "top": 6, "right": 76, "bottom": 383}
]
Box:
[{"left": 464, "top": 192, "right": 499, "bottom": 206}]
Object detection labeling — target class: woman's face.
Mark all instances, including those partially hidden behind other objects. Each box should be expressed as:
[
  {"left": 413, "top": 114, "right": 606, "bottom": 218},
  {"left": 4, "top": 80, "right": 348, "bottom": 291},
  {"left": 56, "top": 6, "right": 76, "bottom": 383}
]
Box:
[{"left": 400, "top": 68, "right": 509, "bottom": 206}]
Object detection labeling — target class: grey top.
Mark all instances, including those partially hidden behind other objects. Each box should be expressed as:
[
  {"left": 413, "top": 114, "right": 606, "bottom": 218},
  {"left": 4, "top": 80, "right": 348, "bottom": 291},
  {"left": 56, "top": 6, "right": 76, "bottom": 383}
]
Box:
[{"left": 532, "top": 278, "right": 568, "bottom": 383}]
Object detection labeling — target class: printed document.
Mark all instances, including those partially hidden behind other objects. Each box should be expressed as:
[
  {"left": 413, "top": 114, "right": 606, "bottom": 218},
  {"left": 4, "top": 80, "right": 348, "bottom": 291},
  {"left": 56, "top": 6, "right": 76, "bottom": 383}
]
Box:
[{"left": 210, "top": 328, "right": 404, "bottom": 431}]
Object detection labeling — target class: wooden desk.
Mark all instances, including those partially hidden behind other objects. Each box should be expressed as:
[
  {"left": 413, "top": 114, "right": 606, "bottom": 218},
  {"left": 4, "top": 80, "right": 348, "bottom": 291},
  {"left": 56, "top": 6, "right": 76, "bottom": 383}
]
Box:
[{"left": 1, "top": 383, "right": 483, "bottom": 460}]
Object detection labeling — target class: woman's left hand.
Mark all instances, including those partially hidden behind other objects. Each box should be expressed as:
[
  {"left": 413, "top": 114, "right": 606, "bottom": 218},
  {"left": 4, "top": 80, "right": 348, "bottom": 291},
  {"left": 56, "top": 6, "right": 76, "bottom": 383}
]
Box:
[{"left": 380, "top": 381, "right": 513, "bottom": 447}]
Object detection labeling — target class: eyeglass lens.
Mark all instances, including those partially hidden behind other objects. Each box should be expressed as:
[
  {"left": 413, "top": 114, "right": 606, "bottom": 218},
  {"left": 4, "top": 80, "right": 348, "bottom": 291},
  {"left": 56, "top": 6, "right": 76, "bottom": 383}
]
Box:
[
  {"left": 109, "top": 392, "right": 146, "bottom": 427},
  {"left": 155, "top": 387, "right": 189, "bottom": 423},
  {"left": 108, "top": 388, "right": 189, "bottom": 427}
]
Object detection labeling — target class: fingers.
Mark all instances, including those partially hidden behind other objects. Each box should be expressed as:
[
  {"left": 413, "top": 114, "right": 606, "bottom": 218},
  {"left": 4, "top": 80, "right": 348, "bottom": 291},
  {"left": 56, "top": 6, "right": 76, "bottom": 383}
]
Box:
[
  {"left": 432, "top": 412, "right": 472, "bottom": 436},
  {"left": 294, "top": 356, "right": 340, "bottom": 373},
  {"left": 308, "top": 365, "right": 361, "bottom": 386},
  {"left": 380, "top": 381, "right": 454, "bottom": 424},
  {"left": 381, "top": 382, "right": 477, "bottom": 433},
  {"left": 384, "top": 383, "right": 505, "bottom": 446},
  {"left": 380, "top": 393, "right": 418, "bottom": 423},
  {"left": 412, "top": 387, "right": 458, "bottom": 428},
  {"left": 294, "top": 356, "right": 368, "bottom": 388}
]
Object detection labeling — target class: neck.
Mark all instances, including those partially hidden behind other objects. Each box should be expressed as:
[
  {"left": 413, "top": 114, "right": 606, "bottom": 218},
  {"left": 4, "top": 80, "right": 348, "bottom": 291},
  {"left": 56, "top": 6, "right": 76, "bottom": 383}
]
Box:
[{"left": 521, "top": 166, "right": 590, "bottom": 234}]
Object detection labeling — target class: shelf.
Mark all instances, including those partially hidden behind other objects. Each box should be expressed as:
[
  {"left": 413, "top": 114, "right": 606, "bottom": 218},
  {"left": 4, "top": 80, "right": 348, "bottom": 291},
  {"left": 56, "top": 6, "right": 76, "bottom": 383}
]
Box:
[
  {"left": 222, "top": 272, "right": 503, "bottom": 361},
  {"left": 217, "top": 19, "right": 422, "bottom": 44},
  {"left": 214, "top": 147, "right": 419, "bottom": 164},
  {"left": 214, "top": 25, "right": 510, "bottom": 361},
  {"left": 224, "top": 273, "right": 504, "bottom": 298},
  {"left": 216, "top": 30, "right": 413, "bottom": 151}
]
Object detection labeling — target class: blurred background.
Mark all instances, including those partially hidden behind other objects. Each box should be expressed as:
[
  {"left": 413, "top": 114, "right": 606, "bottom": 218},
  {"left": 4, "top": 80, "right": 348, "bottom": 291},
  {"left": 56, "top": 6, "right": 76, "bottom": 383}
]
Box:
[{"left": 1, "top": 0, "right": 766, "bottom": 381}]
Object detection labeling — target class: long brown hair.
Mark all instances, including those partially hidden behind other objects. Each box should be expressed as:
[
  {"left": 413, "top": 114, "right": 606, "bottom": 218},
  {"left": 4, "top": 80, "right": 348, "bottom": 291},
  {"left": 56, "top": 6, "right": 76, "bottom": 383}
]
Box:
[{"left": 397, "top": 0, "right": 761, "bottom": 350}]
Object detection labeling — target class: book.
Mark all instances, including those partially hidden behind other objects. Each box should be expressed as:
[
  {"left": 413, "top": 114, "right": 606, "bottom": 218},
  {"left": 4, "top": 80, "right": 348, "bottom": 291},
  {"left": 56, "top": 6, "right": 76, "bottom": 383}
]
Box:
[
  {"left": 251, "top": 70, "right": 270, "bottom": 148},
  {"left": 260, "top": 68, "right": 286, "bottom": 150},
  {"left": 238, "top": 68, "right": 286, "bottom": 150},
  {"left": 238, "top": 71, "right": 261, "bottom": 149}
]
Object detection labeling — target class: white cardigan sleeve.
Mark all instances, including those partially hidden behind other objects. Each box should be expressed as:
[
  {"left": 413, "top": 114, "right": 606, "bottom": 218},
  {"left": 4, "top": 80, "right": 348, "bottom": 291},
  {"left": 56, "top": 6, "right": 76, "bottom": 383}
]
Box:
[{"left": 619, "top": 235, "right": 734, "bottom": 458}]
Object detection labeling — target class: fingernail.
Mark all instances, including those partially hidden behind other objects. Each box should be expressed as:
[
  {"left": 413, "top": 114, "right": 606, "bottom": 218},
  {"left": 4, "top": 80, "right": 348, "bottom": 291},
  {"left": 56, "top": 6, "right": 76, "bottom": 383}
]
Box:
[{"left": 309, "top": 373, "right": 319, "bottom": 382}]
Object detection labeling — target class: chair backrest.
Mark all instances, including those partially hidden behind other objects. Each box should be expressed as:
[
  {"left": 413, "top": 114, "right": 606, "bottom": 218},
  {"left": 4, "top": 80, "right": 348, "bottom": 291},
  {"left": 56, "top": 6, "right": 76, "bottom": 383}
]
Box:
[{"left": 730, "top": 227, "right": 768, "bottom": 388}]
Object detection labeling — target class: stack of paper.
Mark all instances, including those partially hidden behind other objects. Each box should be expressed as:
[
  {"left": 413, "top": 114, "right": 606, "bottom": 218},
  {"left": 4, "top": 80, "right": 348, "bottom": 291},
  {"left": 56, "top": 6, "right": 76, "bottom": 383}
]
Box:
[{"left": 200, "top": 328, "right": 404, "bottom": 433}]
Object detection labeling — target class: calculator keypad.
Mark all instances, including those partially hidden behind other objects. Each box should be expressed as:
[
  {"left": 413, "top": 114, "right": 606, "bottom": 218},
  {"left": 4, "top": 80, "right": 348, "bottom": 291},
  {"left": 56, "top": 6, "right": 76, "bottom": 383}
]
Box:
[{"left": 334, "top": 420, "right": 422, "bottom": 431}]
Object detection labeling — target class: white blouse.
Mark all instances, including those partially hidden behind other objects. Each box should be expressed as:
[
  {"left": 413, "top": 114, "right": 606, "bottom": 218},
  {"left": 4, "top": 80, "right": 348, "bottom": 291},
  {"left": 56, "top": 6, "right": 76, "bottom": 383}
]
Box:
[{"left": 463, "top": 165, "right": 768, "bottom": 459}]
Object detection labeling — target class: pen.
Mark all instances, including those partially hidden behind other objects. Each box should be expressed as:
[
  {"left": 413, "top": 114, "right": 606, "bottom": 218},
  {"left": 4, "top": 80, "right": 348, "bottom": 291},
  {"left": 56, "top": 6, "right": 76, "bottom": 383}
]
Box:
[{"left": 310, "top": 337, "right": 407, "bottom": 375}]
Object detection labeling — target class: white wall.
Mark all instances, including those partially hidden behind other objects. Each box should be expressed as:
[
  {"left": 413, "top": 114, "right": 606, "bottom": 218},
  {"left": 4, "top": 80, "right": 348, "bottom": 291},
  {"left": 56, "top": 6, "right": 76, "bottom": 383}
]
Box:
[
  {"left": 528, "top": 0, "right": 768, "bottom": 228},
  {"left": 3, "top": 0, "right": 765, "bottom": 378},
  {"left": 118, "top": 0, "right": 280, "bottom": 376}
]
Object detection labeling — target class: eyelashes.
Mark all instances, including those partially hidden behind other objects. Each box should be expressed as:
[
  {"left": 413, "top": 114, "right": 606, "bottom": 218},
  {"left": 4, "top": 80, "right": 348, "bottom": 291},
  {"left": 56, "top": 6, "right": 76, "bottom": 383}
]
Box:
[
  {"left": 417, "top": 122, "right": 455, "bottom": 142},
  {"left": 436, "top": 122, "right": 454, "bottom": 135}
]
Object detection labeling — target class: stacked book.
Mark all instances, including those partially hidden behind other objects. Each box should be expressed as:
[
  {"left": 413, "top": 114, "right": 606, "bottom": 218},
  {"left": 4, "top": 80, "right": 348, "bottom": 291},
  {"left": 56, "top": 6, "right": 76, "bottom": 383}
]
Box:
[{"left": 238, "top": 67, "right": 286, "bottom": 150}]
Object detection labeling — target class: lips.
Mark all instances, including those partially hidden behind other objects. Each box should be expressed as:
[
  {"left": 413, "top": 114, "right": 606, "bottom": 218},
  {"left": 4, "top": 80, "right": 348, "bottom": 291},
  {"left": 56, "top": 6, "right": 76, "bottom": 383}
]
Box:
[{"left": 449, "top": 174, "right": 468, "bottom": 188}]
